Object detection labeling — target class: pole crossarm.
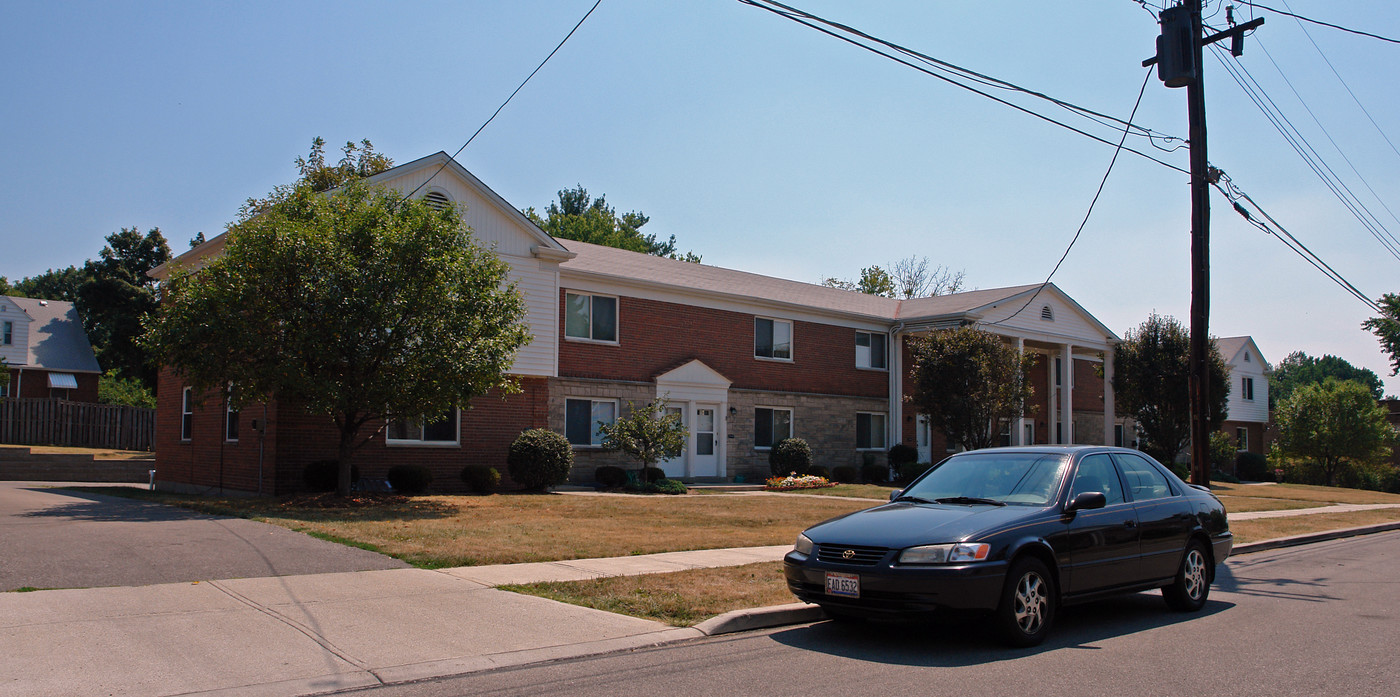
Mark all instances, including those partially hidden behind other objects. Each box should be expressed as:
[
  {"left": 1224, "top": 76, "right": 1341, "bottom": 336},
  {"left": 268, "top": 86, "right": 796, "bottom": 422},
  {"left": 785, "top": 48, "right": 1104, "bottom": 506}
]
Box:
[{"left": 1142, "top": 17, "right": 1265, "bottom": 67}]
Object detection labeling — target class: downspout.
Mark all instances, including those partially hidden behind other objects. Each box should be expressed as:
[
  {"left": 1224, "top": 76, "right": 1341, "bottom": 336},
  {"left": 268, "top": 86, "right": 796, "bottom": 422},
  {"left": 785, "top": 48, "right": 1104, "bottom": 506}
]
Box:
[
  {"left": 257, "top": 403, "right": 267, "bottom": 496},
  {"left": 14, "top": 368, "right": 22, "bottom": 399}
]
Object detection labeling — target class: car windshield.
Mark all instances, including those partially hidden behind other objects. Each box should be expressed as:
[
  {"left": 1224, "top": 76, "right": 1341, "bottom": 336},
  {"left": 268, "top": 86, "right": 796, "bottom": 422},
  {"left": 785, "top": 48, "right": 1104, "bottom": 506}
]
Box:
[{"left": 900, "top": 452, "right": 1069, "bottom": 506}]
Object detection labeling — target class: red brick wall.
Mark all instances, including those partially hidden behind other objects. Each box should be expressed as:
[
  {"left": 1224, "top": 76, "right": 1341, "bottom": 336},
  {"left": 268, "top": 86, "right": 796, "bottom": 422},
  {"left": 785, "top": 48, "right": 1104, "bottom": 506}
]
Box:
[
  {"left": 7, "top": 369, "right": 98, "bottom": 402},
  {"left": 154, "top": 368, "right": 273, "bottom": 494},
  {"left": 558, "top": 291, "right": 887, "bottom": 398}
]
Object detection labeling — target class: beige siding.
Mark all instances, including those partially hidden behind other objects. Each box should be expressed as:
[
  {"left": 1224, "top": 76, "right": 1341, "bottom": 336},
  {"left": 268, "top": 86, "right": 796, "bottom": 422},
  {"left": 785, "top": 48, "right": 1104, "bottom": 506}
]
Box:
[
  {"left": 1226, "top": 353, "right": 1270, "bottom": 423},
  {"left": 504, "top": 255, "right": 560, "bottom": 377},
  {"left": 373, "top": 169, "right": 542, "bottom": 258},
  {"left": 976, "top": 293, "right": 1106, "bottom": 348}
]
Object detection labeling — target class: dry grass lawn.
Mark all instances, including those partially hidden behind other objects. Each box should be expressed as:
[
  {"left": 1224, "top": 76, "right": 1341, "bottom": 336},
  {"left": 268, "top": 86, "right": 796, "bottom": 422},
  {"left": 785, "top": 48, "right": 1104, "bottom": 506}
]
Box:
[
  {"left": 504, "top": 561, "right": 792, "bottom": 626},
  {"left": 774, "top": 483, "right": 898, "bottom": 500},
  {"left": 1212, "top": 483, "right": 1400, "bottom": 506},
  {"left": 1229, "top": 508, "right": 1400, "bottom": 544},
  {"left": 1214, "top": 496, "right": 1319, "bottom": 514},
  {"left": 77, "top": 488, "right": 876, "bottom": 568},
  {"left": 0, "top": 444, "right": 153, "bottom": 460}
]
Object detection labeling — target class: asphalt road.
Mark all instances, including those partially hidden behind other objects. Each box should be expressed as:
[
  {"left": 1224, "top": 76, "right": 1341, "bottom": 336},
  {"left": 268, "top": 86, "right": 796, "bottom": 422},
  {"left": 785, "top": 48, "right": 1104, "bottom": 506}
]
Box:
[
  {"left": 347, "top": 531, "right": 1400, "bottom": 697},
  {"left": 0, "top": 482, "right": 407, "bottom": 590}
]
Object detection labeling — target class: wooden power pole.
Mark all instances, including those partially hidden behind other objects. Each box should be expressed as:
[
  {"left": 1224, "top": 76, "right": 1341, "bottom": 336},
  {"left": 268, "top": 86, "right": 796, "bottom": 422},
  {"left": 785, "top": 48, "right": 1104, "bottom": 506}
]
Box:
[{"left": 1147, "top": 2, "right": 1262, "bottom": 486}]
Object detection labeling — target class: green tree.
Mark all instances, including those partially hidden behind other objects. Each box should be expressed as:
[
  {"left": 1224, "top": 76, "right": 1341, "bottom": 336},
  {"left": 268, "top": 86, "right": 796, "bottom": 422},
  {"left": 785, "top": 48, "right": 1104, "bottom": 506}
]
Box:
[
  {"left": 295, "top": 137, "right": 394, "bottom": 193},
  {"left": 525, "top": 185, "right": 700, "bottom": 262},
  {"left": 97, "top": 369, "right": 156, "bottom": 409},
  {"left": 143, "top": 178, "right": 530, "bottom": 496},
  {"left": 1275, "top": 378, "right": 1393, "bottom": 487},
  {"left": 907, "top": 326, "right": 1036, "bottom": 451},
  {"left": 599, "top": 396, "right": 688, "bottom": 480},
  {"left": 822, "top": 256, "right": 966, "bottom": 299},
  {"left": 1112, "top": 313, "right": 1229, "bottom": 477},
  {"left": 0, "top": 277, "right": 10, "bottom": 295},
  {"left": 78, "top": 227, "right": 172, "bottom": 388},
  {"left": 1270, "top": 351, "right": 1384, "bottom": 408},
  {"left": 1364, "top": 294, "right": 1400, "bottom": 378},
  {"left": 12, "top": 266, "right": 86, "bottom": 302}
]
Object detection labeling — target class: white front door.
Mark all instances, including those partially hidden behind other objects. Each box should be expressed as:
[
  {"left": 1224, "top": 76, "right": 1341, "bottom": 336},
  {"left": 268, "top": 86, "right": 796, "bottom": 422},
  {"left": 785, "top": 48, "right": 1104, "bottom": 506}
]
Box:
[
  {"left": 692, "top": 405, "right": 719, "bottom": 477},
  {"left": 660, "top": 405, "right": 687, "bottom": 478},
  {"left": 916, "top": 414, "right": 932, "bottom": 464}
]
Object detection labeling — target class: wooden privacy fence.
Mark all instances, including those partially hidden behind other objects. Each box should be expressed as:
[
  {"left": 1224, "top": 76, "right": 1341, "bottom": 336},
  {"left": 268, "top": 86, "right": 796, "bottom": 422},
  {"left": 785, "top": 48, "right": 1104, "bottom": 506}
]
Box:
[{"left": 0, "top": 398, "right": 155, "bottom": 452}]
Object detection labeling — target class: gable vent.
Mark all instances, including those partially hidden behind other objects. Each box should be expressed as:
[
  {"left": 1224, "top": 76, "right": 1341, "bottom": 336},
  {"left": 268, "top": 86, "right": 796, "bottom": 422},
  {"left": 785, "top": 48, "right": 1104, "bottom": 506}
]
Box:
[
  {"left": 424, "top": 191, "right": 451, "bottom": 211},
  {"left": 1040, "top": 305, "right": 1054, "bottom": 321},
  {"left": 1244, "top": 352, "right": 1251, "bottom": 362}
]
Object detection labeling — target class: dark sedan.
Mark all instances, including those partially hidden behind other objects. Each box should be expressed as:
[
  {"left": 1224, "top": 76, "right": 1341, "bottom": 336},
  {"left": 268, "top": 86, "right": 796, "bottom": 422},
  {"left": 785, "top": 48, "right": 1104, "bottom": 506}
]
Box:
[{"left": 784, "top": 446, "right": 1232, "bottom": 646}]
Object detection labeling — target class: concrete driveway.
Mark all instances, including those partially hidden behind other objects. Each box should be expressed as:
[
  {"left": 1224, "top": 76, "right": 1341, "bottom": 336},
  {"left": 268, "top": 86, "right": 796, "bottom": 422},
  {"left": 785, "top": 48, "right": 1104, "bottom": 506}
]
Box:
[{"left": 0, "top": 482, "right": 407, "bottom": 591}]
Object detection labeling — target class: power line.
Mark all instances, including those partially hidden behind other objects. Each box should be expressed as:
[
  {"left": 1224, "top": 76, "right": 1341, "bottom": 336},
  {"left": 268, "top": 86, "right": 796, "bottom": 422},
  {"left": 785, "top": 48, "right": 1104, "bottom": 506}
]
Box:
[
  {"left": 737, "top": 0, "right": 1190, "bottom": 174},
  {"left": 399, "top": 0, "right": 603, "bottom": 204},
  {"left": 1236, "top": 1, "right": 1400, "bottom": 45},
  {"left": 986, "top": 68, "right": 1156, "bottom": 328}
]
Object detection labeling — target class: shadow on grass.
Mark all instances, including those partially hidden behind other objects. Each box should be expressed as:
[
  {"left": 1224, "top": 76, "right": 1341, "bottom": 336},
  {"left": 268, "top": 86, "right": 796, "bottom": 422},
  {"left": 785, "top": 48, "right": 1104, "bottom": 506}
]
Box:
[
  {"left": 769, "top": 592, "right": 1233, "bottom": 667},
  {"left": 54, "top": 486, "right": 459, "bottom": 524}
]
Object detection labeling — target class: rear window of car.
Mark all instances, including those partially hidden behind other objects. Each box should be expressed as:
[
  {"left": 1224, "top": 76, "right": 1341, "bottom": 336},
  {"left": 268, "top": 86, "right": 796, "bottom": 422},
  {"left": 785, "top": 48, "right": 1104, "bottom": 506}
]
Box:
[
  {"left": 905, "top": 452, "right": 1069, "bottom": 506},
  {"left": 1112, "top": 452, "right": 1175, "bottom": 500}
]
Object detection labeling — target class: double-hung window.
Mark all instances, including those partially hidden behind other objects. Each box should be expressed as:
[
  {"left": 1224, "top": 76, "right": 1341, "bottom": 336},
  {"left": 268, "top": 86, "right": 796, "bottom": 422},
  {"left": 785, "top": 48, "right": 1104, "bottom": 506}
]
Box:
[
  {"left": 855, "top": 331, "right": 887, "bottom": 370},
  {"left": 2, "top": 321, "right": 11, "bottom": 345},
  {"left": 754, "top": 407, "right": 792, "bottom": 449},
  {"left": 565, "top": 292, "right": 618, "bottom": 342},
  {"left": 181, "top": 387, "right": 194, "bottom": 441},
  {"left": 565, "top": 398, "right": 617, "bottom": 446},
  {"left": 387, "top": 409, "right": 459, "bottom": 445},
  {"left": 856, "top": 412, "right": 887, "bottom": 450},
  {"left": 1241, "top": 377, "right": 1254, "bottom": 401},
  {"left": 225, "top": 386, "right": 240, "bottom": 443},
  {"left": 754, "top": 318, "right": 792, "bottom": 360},
  {"left": 1236, "top": 427, "right": 1248, "bottom": 451}
]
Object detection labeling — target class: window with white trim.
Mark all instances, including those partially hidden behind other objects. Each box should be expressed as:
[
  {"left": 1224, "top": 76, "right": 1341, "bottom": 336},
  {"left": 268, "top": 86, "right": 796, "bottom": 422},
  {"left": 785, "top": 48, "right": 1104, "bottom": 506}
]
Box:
[
  {"left": 1241, "top": 376, "right": 1254, "bottom": 401},
  {"left": 1236, "top": 427, "right": 1248, "bottom": 452},
  {"left": 754, "top": 318, "right": 792, "bottom": 360},
  {"left": 855, "top": 331, "right": 887, "bottom": 370},
  {"left": 387, "top": 408, "right": 459, "bottom": 445},
  {"left": 225, "top": 387, "right": 240, "bottom": 443},
  {"left": 565, "top": 293, "right": 618, "bottom": 342},
  {"left": 181, "top": 387, "right": 194, "bottom": 441},
  {"left": 856, "top": 412, "right": 887, "bottom": 450},
  {"left": 754, "top": 407, "right": 792, "bottom": 448},
  {"left": 565, "top": 398, "right": 616, "bottom": 446},
  {"left": 2, "top": 321, "right": 11, "bottom": 345}
]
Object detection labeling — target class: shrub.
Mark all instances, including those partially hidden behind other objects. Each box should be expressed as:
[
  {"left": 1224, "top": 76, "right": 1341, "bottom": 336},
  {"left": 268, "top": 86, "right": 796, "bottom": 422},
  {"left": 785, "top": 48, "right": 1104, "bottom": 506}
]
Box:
[
  {"left": 896, "top": 462, "right": 929, "bottom": 484},
  {"left": 643, "top": 466, "right": 666, "bottom": 484},
  {"left": 595, "top": 465, "right": 628, "bottom": 489},
  {"left": 1236, "top": 451, "right": 1270, "bottom": 481},
  {"left": 303, "top": 459, "right": 360, "bottom": 492},
  {"left": 861, "top": 461, "right": 888, "bottom": 484},
  {"left": 1208, "top": 432, "right": 1236, "bottom": 474},
  {"left": 387, "top": 464, "right": 433, "bottom": 494},
  {"left": 459, "top": 465, "right": 501, "bottom": 494},
  {"left": 508, "top": 428, "right": 575, "bottom": 491},
  {"left": 769, "top": 438, "right": 813, "bottom": 476},
  {"left": 1211, "top": 469, "right": 1240, "bottom": 484},
  {"left": 651, "top": 478, "right": 688, "bottom": 495},
  {"left": 807, "top": 465, "right": 830, "bottom": 479},
  {"left": 831, "top": 466, "right": 859, "bottom": 483},
  {"left": 888, "top": 443, "right": 918, "bottom": 467}
]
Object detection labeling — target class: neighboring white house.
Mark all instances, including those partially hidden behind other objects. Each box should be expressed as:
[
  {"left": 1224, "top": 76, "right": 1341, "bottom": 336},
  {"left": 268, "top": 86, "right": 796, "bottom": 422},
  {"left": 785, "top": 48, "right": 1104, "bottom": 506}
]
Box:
[
  {"left": 0, "top": 295, "right": 102, "bottom": 401},
  {"left": 1217, "top": 335, "right": 1270, "bottom": 455}
]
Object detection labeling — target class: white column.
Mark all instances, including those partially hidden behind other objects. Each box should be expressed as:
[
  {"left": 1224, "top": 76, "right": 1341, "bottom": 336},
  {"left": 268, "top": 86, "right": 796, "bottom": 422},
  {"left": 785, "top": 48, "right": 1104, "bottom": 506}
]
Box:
[
  {"left": 1102, "top": 348, "right": 1116, "bottom": 447},
  {"left": 1061, "top": 344, "right": 1074, "bottom": 444},
  {"left": 889, "top": 331, "right": 902, "bottom": 450},
  {"left": 1013, "top": 337, "right": 1025, "bottom": 445},
  {"left": 1046, "top": 351, "right": 1056, "bottom": 444}
]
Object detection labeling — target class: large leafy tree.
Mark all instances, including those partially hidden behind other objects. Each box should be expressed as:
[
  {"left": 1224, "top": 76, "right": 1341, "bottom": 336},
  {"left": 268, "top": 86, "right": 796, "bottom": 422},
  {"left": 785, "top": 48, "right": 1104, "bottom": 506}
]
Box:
[
  {"left": 1363, "top": 294, "right": 1400, "bottom": 378},
  {"left": 599, "top": 396, "right": 689, "bottom": 480},
  {"left": 1112, "top": 313, "right": 1229, "bottom": 475},
  {"left": 78, "top": 227, "right": 172, "bottom": 387},
  {"left": 1275, "top": 378, "right": 1393, "bottom": 487},
  {"left": 907, "top": 326, "right": 1036, "bottom": 451},
  {"left": 822, "top": 256, "right": 966, "bottom": 299},
  {"left": 1270, "top": 351, "right": 1383, "bottom": 407},
  {"left": 144, "top": 178, "right": 530, "bottom": 495},
  {"left": 525, "top": 185, "right": 701, "bottom": 262},
  {"left": 11, "top": 266, "right": 85, "bottom": 302}
]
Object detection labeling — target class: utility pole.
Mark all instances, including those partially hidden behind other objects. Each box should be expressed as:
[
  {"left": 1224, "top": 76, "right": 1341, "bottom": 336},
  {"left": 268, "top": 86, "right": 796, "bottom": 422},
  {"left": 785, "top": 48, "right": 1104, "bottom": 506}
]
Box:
[{"left": 1147, "top": 3, "right": 1262, "bottom": 486}]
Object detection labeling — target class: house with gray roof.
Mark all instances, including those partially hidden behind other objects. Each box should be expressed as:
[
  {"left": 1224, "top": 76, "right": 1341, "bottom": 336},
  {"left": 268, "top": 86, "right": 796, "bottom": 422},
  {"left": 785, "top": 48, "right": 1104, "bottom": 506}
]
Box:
[
  {"left": 0, "top": 296, "right": 102, "bottom": 402},
  {"left": 1216, "top": 335, "right": 1271, "bottom": 456},
  {"left": 151, "top": 153, "right": 1126, "bottom": 494}
]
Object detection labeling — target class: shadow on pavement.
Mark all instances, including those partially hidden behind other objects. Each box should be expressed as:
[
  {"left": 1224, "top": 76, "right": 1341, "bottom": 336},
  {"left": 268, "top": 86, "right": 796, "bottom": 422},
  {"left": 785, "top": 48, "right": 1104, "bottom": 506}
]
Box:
[
  {"left": 767, "top": 592, "right": 1233, "bottom": 667},
  {"left": 16, "top": 487, "right": 232, "bottom": 523}
]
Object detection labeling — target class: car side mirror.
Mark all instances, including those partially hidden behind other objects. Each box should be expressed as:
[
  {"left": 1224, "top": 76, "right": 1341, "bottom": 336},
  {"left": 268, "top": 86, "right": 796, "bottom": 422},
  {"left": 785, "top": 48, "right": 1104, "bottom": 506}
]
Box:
[
  {"left": 889, "top": 489, "right": 903, "bottom": 502},
  {"left": 1065, "top": 491, "right": 1107, "bottom": 512}
]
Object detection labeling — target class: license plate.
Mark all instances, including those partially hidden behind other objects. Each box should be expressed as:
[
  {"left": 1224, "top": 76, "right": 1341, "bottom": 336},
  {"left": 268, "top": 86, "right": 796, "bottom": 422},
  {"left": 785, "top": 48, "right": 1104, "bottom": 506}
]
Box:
[{"left": 825, "top": 571, "right": 860, "bottom": 598}]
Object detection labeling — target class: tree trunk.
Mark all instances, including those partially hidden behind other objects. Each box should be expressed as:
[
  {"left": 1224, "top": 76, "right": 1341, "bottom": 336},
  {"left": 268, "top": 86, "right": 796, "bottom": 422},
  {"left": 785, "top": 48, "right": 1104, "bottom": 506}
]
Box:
[{"left": 336, "top": 427, "right": 356, "bottom": 497}]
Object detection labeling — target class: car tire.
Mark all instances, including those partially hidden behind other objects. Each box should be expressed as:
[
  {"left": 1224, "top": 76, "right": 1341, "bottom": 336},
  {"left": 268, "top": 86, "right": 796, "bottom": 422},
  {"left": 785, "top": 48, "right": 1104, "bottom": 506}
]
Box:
[
  {"left": 995, "top": 557, "right": 1056, "bottom": 647},
  {"left": 1163, "top": 539, "right": 1211, "bottom": 612}
]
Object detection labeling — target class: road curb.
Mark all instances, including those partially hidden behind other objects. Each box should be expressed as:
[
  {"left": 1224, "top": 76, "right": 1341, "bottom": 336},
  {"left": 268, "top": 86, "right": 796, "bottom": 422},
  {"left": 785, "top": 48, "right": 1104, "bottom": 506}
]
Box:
[
  {"left": 1229, "top": 521, "right": 1400, "bottom": 556},
  {"left": 693, "top": 602, "right": 826, "bottom": 636}
]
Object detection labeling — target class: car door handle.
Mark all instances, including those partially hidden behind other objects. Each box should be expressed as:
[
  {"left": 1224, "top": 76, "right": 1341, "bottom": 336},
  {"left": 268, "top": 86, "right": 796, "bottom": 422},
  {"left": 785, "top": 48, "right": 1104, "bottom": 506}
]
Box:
[{"left": 1123, "top": 520, "right": 1137, "bottom": 529}]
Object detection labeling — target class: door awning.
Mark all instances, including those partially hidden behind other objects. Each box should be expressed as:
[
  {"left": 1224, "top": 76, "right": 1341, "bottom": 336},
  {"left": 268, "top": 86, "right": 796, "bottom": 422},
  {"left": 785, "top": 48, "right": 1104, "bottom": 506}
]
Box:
[{"left": 47, "top": 373, "right": 78, "bottom": 390}]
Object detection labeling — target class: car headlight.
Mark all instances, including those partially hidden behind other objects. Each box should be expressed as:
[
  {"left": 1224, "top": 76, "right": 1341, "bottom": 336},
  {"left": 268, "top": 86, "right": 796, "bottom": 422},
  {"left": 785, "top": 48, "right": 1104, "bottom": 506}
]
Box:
[
  {"left": 899, "top": 542, "right": 991, "bottom": 565},
  {"left": 794, "top": 533, "right": 814, "bottom": 556}
]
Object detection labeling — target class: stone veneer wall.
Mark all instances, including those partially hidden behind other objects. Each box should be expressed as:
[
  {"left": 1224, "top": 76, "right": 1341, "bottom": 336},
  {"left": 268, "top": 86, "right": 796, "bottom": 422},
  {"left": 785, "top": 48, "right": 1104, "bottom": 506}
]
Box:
[
  {"left": 549, "top": 377, "right": 656, "bottom": 483},
  {"left": 727, "top": 389, "right": 890, "bottom": 483}
]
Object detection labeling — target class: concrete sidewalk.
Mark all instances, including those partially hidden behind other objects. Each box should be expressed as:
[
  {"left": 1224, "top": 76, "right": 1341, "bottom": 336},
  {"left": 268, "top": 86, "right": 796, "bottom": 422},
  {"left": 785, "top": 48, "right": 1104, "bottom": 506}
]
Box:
[{"left": 0, "top": 546, "right": 794, "bottom": 697}]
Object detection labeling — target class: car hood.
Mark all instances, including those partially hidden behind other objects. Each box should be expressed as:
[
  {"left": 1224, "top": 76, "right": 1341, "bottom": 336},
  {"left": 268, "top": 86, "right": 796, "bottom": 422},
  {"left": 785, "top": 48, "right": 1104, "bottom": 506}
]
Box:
[{"left": 804, "top": 501, "right": 1046, "bottom": 548}]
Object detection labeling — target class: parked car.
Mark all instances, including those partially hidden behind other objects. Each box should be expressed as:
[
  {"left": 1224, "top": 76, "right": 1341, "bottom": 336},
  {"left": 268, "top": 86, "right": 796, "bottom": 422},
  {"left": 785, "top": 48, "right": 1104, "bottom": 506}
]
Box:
[{"left": 784, "top": 445, "right": 1232, "bottom": 646}]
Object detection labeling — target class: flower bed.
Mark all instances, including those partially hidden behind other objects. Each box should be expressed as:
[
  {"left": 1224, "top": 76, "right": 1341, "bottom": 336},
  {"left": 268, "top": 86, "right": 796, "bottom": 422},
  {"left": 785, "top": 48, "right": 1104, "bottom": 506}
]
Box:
[{"left": 765, "top": 473, "right": 836, "bottom": 491}]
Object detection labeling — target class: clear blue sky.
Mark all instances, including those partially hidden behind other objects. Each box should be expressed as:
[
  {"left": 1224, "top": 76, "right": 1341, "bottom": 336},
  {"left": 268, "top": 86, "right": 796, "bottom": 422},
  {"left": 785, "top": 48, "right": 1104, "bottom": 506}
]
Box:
[{"left": 4, "top": 1, "right": 1399, "bottom": 391}]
